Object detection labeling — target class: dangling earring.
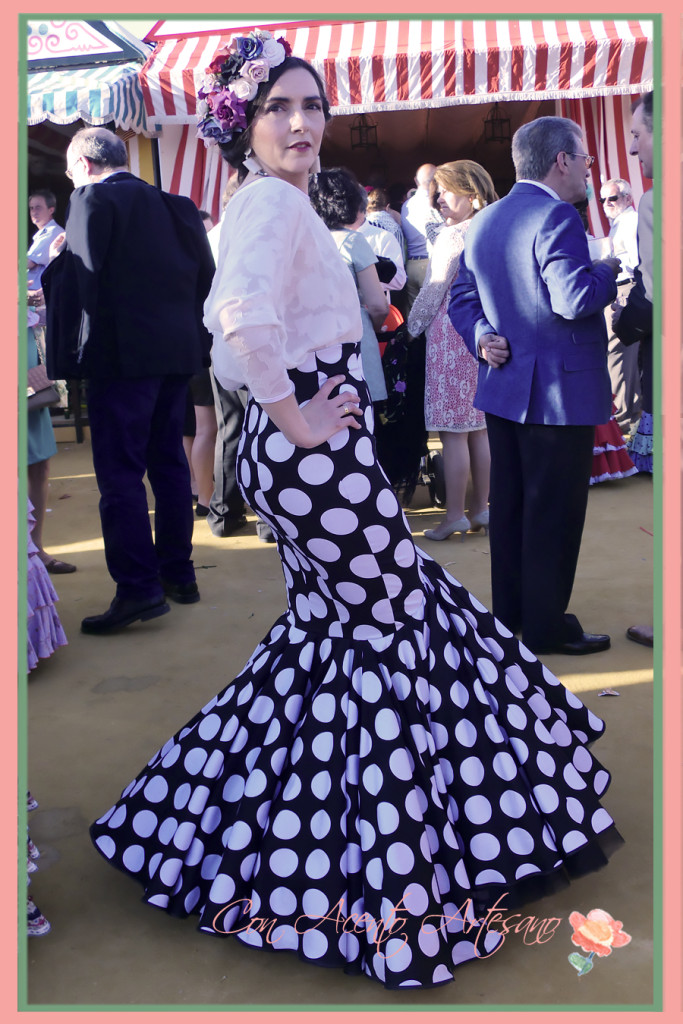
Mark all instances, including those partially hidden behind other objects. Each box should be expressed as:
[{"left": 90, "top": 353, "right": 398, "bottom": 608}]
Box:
[{"left": 242, "top": 148, "right": 268, "bottom": 177}]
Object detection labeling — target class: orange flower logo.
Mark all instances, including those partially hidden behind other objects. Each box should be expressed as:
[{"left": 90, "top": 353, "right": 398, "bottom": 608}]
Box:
[{"left": 567, "top": 909, "right": 631, "bottom": 976}]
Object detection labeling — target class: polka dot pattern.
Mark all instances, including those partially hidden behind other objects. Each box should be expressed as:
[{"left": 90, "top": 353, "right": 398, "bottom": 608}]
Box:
[{"left": 90, "top": 343, "right": 620, "bottom": 991}]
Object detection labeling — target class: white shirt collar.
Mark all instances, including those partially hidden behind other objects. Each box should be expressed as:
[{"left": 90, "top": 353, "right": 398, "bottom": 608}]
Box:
[
  {"left": 34, "top": 218, "right": 58, "bottom": 235},
  {"left": 517, "top": 179, "right": 561, "bottom": 201}
]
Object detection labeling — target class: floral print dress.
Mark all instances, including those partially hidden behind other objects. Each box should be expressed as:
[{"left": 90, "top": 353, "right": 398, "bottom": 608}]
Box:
[{"left": 408, "top": 219, "right": 485, "bottom": 434}]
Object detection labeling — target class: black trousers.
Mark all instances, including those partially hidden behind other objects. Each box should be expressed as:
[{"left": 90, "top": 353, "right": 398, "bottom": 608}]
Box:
[
  {"left": 86, "top": 375, "right": 195, "bottom": 601},
  {"left": 485, "top": 413, "right": 595, "bottom": 649},
  {"left": 207, "top": 376, "right": 247, "bottom": 535}
]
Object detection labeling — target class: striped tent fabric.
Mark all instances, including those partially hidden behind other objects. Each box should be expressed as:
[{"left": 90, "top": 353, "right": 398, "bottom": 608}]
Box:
[
  {"left": 156, "top": 124, "right": 231, "bottom": 215},
  {"left": 28, "top": 60, "right": 160, "bottom": 136},
  {"left": 560, "top": 93, "right": 650, "bottom": 236},
  {"left": 139, "top": 18, "right": 653, "bottom": 221},
  {"left": 140, "top": 19, "right": 653, "bottom": 121}
]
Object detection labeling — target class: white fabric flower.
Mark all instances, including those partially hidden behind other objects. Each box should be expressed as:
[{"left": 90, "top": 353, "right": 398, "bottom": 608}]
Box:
[
  {"left": 262, "top": 38, "right": 286, "bottom": 67},
  {"left": 230, "top": 76, "right": 258, "bottom": 101},
  {"left": 241, "top": 58, "right": 270, "bottom": 84}
]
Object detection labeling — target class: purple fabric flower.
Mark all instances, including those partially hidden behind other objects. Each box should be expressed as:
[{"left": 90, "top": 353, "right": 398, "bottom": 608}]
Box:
[
  {"left": 197, "top": 82, "right": 219, "bottom": 104},
  {"left": 197, "top": 116, "right": 231, "bottom": 143},
  {"left": 236, "top": 35, "right": 264, "bottom": 60},
  {"left": 212, "top": 88, "right": 248, "bottom": 133},
  {"left": 394, "top": 381, "right": 407, "bottom": 393}
]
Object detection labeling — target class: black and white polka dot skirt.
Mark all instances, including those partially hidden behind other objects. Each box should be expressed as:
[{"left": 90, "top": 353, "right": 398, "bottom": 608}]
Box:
[{"left": 91, "top": 342, "right": 622, "bottom": 989}]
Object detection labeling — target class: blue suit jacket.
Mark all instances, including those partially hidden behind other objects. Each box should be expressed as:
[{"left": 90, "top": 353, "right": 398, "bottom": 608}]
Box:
[{"left": 448, "top": 182, "right": 617, "bottom": 425}]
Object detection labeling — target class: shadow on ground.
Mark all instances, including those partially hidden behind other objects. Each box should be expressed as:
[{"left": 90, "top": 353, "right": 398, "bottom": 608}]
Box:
[{"left": 25, "top": 442, "right": 655, "bottom": 1010}]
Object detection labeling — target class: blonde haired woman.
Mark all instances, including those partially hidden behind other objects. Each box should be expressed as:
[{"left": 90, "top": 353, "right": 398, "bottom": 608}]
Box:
[{"left": 408, "top": 160, "right": 498, "bottom": 540}]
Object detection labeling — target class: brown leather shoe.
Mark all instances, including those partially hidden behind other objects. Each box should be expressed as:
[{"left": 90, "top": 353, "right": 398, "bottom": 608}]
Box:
[{"left": 626, "top": 624, "right": 654, "bottom": 647}]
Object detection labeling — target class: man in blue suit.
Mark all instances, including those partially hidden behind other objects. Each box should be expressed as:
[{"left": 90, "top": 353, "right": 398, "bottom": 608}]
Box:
[{"left": 449, "top": 116, "right": 621, "bottom": 655}]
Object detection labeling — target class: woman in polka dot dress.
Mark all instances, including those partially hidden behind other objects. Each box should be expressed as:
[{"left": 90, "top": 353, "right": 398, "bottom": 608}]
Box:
[{"left": 90, "top": 47, "right": 622, "bottom": 990}]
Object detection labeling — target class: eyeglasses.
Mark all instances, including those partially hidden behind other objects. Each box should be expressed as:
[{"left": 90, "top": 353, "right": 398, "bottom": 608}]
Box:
[
  {"left": 65, "top": 155, "right": 81, "bottom": 180},
  {"left": 567, "top": 152, "right": 595, "bottom": 168},
  {"left": 599, "top": 194, "right": 622, "bottom": 204}
]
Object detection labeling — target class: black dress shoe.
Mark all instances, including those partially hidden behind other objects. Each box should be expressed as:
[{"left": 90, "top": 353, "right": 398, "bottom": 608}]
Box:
[
  {"left": 209, "top": 515, "right": 247, "bottom": 538},
  {"left": 532, "top": 632, "right": 611, "bottom": 656},
  {"left": 256, "top": 520, "right": 276, "bottom": 544},
  {"left": 162, "top": 580, "right": 200, "bottom": 604},
  {"left": 81, "top": 595, "right": 170, "bottom": 634}
]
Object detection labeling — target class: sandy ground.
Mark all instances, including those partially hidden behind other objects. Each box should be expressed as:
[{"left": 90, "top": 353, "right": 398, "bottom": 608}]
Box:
[{"left": 23, "top": 437, "right": 655, "bottom": 1011}]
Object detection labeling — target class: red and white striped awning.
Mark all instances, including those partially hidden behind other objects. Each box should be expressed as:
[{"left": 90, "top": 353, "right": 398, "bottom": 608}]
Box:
[{"left": 140, "top": 18, "right": 653, "bottom": 123}]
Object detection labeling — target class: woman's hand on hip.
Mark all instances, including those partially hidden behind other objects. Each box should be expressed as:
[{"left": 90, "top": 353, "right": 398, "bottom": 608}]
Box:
[
  {"left": 263, "top": 375, "right": 362, "bottom": 448},
  {"left": 300, "top": 375, "right": 362, "bottom": 446}
]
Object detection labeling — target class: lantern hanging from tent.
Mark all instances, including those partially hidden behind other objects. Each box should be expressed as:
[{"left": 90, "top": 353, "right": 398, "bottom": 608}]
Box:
[
  {"left": 483, "top": 102, "right": 511, "bottom": 143},
  {"left": 350, "top": 113, "right": 378, "bottom": 150}
]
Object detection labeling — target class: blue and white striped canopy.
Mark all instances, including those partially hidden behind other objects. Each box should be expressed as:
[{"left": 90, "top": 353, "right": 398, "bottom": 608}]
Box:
[{"left": 28, "top": 60, "right": 160, "bottom": 136}]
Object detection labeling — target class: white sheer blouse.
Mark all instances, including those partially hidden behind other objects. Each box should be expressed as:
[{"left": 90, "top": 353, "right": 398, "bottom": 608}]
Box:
[{"left": 204, "top": 177, "right": 363, "bottom": 404}]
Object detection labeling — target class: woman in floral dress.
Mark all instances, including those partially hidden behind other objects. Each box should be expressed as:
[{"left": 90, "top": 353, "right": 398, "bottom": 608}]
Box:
[{"left": 408, "top": 161, "right": 497, "bottom": 541}]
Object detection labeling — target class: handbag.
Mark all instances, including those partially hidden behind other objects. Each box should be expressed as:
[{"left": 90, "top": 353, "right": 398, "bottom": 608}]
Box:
[{"left": 27, "top": 363, "right": 60, "bottom": 411}]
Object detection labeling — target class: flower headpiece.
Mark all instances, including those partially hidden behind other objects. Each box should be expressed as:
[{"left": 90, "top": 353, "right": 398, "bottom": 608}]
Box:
[{"left": 196, "top": 28, "right": 292, "bottom": 146}]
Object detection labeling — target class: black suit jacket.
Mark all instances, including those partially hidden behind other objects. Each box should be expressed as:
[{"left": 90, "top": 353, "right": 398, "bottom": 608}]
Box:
[
  {"left": 612, "top": 266, "right": 652, "bottom": 347},
  {"left": 43, "top": 172, "right": 215, "bottom": 380}
]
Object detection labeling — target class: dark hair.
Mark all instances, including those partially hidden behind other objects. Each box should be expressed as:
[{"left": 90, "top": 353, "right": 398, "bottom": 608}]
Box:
[
  {"left": 573, "top": 198, "right": 590, "bottom": 233},
  {"left": 219, "top": 56, "right": 331, "bottom": 181},
  {"left": 199, "top": 209, "right": 213, "bottom": 222},
  {"left": 29, "top": 188, "right": 56, "bottom": 209},
  {"left": 308, "top": 167, "right": 366, "bottom": 229},
  {"left": 633, "top": 90, "right": 653, "bottom": 133},
  {"left": 387, "top": 182, "right": 408, "bottom": 211},
  {"left": 366, "top": 187, "right": 389, "bottom": 212}
]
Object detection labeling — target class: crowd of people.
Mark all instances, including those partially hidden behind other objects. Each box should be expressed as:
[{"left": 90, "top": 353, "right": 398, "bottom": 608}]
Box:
[{"left": 24, "top": 26, "right": 654, "bottom": 990}]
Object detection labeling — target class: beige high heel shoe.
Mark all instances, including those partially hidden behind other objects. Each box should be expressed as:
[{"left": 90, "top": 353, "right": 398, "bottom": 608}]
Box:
[
  {"left": 423, "top": 516, "right": 471, "bottom": 542},
  {"left": 469, "top": 509, "right": 489, "bottom": 535}
]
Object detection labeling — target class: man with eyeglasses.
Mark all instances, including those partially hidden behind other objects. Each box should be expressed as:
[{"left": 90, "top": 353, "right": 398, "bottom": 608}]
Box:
[
  {"left": 600, "top": 179, "right": 641, "bottom": 439},
  {"left": 449, "top": 116, "right": 621, "bottom": 656}
]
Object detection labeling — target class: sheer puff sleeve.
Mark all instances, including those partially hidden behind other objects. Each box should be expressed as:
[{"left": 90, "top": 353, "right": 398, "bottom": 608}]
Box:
[
  {"left": 205, "top": 178, "right": 363, "bottom": 403},
  {"left": 407, "top": 221, "right": 468, "bottom": 337},
  {"left": 204, "top": 179, "right": 304, "bottom": 403}
]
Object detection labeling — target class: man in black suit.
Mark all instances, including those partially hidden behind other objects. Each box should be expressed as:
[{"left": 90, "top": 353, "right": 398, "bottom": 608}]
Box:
[
  {"left": 43, "top": 127, "right": 215, "bottom": 634},
  {"left": 613, "top": 90, "right": 655, "bottom": 649}
]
